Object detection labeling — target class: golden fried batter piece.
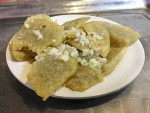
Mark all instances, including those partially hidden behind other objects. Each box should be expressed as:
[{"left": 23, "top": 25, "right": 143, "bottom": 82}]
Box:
[
  {"left": 11, "top": 14, "right": 64, "bottom": 56},
  {"left": 11, "top": 50, "right": 35, "bottom": 61},
  {"left": 65, "top": 66, "right": 103, "bottom": 92},
  {"left": 63, "top": 17, "right": 90, "bottom": 29},
  {"left": 91, "top": 21, "right": 140, "bottom": 47},
  {"left": 27, "top": 55, "right": 78, "bottom": 101},
  {"left": 82, "top": 22, "right": 110, "bottom": 57},
  {"left": 102, "top": 47, "right": 128, "bottom": 76},
  {"left": 10, "top": 46, "right": 36, "bottom": 61}
]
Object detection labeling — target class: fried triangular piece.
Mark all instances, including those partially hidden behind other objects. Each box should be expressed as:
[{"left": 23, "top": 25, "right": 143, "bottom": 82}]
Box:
[
  {"left": 102, "top": 47, "right": 128, "bottom": 76},
  {"left": 28, "top": 55, "right": 78, "bottom": 101},
  {"left": 91, "top": 21, "right": 140, "bottom": 47},
  {"left": 11, "top": 49, "right": 36, "bottom": 61},
  {"left": 10, "top": 14, "right": 64, "bottom": 55},
  {"left": 65, "top": 66, "right": 103, "bottom": 92}
]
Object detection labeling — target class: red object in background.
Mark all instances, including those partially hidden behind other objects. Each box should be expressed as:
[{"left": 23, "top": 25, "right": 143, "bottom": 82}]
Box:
[{"left": 0, "top": 0, "right": 30, "bottom": 2}]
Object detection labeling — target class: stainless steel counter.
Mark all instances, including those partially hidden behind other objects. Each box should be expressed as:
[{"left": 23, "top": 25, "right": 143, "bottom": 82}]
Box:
[{"left": 0, "top": 1, "right": 150, "bottom": 112}]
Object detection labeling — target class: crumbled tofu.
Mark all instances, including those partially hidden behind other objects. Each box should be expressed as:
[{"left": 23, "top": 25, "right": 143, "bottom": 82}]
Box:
[
  {"left": 24, "top": 23, "right": 30, "bottom": 29},
  {"left": 33, "top": 30, "right": 43, "bottom": 40}
]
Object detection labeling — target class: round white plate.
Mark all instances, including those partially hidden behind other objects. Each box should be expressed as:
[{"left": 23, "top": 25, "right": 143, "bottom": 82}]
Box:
[{"left": 6, "top": 15, "right": 145, "bottom": 99}]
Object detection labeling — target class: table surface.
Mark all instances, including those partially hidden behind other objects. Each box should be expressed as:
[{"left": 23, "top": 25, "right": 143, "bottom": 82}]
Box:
[{"left": 1, "top": 1, "right": 150, "bottom": 113}]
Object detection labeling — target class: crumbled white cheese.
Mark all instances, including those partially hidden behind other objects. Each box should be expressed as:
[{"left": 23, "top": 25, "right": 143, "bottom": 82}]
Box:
[
  {"left": 81, "top": 58, "right": 88, "bottom": 66},
  {"left": 35, "top": 54, "right": 46, "bottom": 61},
  {"left": 49, "top": 48, "right": 59, "bottom": 55},
  {"left": 82, "top": 48, "right": 94, "bottom": 56},
  {"left": 24, "top": 23, "right": 30, "bottom": 29},
  {"left": 18, "top": 37, "right": 22, "bottom": 39},
  {"left": 33, "top": 30, "right": 43, "bottom": 40},
  {"left": 65, "top": 27, "right": 81, "bottom": 38},
  {"left": 89, "top": 58, "right": 100, "bottom": 67},
  {"left": 48, "top": 44, "right": 79, "bottom": 62},
  {"left": 44, "top": 47, "right": 51, "bottom": 53},
  {"left": 74, "top": 30, "right": 90, "bottom": 46},
  {"left": 82, "top": 49, "right": 89, "bottom": 56},
  {"left": 89, "top": 49, "right": 94, "bottom": 55},
  {"left": 59, "top": 51, "right": 69, "bottom": 62},
  {"left": 70, "top": 48, "right": 79, "bottom": 58},
  {"left": 65, "top": 27, "right": 91, "bottom": 47},
  {"left": 77, "top": 48, "right": 107, "bottom": 68},
  {"left": 77, "top": 57, "right": 82, "bottom": 62},
  {"left": 78, "top": 56, "right": 101, "bottom": 67}
]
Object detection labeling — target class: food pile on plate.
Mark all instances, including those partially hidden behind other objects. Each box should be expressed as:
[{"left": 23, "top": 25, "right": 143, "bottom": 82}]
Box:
[{"left": 9, "top": 14, "right": 140, "bottom": 101}]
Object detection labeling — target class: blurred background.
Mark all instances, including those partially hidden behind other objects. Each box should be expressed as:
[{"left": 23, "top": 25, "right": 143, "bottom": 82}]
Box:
[{"left": 0, "top": 0, "right": 149, "bottom": 19}]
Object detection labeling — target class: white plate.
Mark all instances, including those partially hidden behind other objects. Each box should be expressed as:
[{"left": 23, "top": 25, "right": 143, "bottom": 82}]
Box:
[{"left": 6, "top": 15, "right": 145, "bottom": 99}]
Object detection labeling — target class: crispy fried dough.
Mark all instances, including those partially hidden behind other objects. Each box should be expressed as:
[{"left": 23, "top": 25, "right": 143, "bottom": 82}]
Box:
[
  {"left": 65, "top": 66, "right": 103, "bottom": 92},
  {"left": 102, "top": 47, "right": 128, "bottom": 76},
  {"left": 10, "top": 14, "right": 64, "bottom": 56},
  {"left": 27, "top": 55, "right": 78, "bottom": 101},
  {"left": 91, "top": 21, "right": 140, "bottom": 47},
  {"left": 11, "top": 50, "right": 35, "bottom": 61},
  {"left": 10, "top": 46, "right": 36, "bottom": 61},
  {"left": 63, "top": 17, "right": 90, "bottom": 29}
]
